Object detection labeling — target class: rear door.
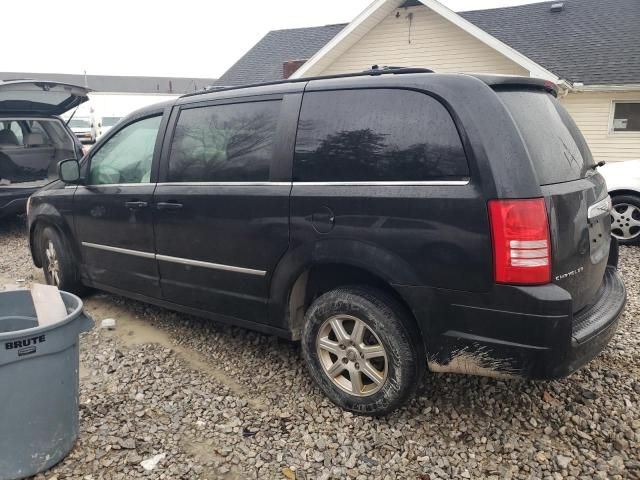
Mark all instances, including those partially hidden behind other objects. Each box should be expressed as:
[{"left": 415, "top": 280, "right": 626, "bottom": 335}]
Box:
[
  {"left": 497, "top": 89, "right": 609, "bottom": 311},
  {"left": 73, "top": 111, "right": 166, "bottom": 298},
  {"left": 152, "top": 95, "right": 297, "bottom": 325}
]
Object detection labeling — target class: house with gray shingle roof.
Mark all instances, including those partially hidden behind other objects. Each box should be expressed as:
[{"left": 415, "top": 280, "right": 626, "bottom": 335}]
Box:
[
  {"left": 217, "top": 0, "right": 640, "bottom": 163},
  {"left": 213, "top": 24, "right": 346, "bottom": 87}
]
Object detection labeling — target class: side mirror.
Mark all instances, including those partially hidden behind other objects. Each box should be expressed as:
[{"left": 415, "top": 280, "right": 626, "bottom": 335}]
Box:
[{"left": 58, "top": 159, "right": 81, "bottom": 184}]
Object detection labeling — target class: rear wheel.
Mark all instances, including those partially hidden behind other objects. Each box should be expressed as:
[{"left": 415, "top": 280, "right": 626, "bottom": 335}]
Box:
[
  {"left": 301, "top": 286, "right": 424, "bottom": 415},
  {"left": 39, "top": 226, "right": 85, "bottom": 294},
  {"left": 611, "top": 194, "right": 640, "bottom": 245}
]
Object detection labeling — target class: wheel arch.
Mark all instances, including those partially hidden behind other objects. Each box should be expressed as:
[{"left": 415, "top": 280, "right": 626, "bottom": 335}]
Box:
[
  {"left": 29, "top": 211, "right": 79, "bottom": 268},
  {"left": 270, "top": 240, "right": 426, "bottom": 346},
  {"left": 609, "top": 189, "right": 640, "bottom": 199}
]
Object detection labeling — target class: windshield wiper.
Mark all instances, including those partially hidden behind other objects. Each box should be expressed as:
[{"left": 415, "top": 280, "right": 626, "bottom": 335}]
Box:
[{"left": 589, "top": 161, "right": 606, "bottom": 170}]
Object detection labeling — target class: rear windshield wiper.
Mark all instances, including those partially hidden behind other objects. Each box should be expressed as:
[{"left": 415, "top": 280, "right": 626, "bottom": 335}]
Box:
[{"left": 590, "top": 161, "right": 606, "bottom": 170}]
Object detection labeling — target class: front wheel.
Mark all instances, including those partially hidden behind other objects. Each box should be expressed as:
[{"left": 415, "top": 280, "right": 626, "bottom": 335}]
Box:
[
  {"left": 39, "top": 226, "right": 84, "bottom": 294},
  {"left": 611, "top": 194, "right": 640, "bottom": 245},
  {"left": 301, "top": 286, "right": 424, "bottom": 415}
]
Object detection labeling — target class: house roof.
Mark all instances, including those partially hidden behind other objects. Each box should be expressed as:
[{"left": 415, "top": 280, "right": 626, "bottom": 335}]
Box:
[
  {"left": 293, "top": 0, "right": 560, "bottom": 82},
  {"left": 460, "top": 0, "right": 640, "bottom": 85},
  {"left": 0, "top": 72, "right": 217, "bottom": 94},
  {"left": 218, "top": 0, "right": 639, "bottom": 87},
  {"left": 212, "top": 24, "right": 347, "bottom": 86}
]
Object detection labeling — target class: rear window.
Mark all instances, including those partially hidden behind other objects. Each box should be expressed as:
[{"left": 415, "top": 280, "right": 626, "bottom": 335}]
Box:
[
  {"left": 294, "top": 89, "right": 469, "bottom": 182},
  {"left": 497, "top": 90, "right": 594, "bottom": 185}
]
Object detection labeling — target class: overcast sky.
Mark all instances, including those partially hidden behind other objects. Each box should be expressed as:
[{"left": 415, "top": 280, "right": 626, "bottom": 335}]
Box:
[{"left": 4, "top": 0, "right": 542, "bottom": 79}]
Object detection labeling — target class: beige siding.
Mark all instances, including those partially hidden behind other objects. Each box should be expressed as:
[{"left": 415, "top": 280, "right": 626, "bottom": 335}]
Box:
[
  {"left": 562, "top": 92, "right": 640, "bottom": 163},
  {"left": 319, "top": 6, "right": 528, "bottom": 76}
]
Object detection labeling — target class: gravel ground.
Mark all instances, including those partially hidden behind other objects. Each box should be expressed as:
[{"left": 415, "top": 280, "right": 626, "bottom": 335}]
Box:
[{"left": 1, "top": 215, "right": 638, "bottom": 480}]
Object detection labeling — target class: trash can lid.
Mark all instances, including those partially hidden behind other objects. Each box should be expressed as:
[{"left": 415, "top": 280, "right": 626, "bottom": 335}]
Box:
[{"left": 0, "top": 288, "right": 85, "bottom": 339}]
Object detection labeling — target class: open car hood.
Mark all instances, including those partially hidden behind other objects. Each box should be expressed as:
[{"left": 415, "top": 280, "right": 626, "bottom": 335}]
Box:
[{"left": 0, "top": 79, "right": 91, "bottom": 116}]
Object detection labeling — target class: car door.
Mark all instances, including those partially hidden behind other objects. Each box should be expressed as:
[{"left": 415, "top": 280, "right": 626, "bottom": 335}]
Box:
[
  {"left": 153, "top": 94, "right": 299, "bottom": 325},
  {"left": 73, "top": 110, "right": 167, "bottom": 298}
]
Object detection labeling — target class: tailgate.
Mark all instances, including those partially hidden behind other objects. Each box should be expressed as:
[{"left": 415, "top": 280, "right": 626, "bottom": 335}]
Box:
[
  {"left": 496, "top": 88, "right": 611, "bottom": 312},
  {"left": 543, "top": 175, "right": 610, "bottom": 311}
]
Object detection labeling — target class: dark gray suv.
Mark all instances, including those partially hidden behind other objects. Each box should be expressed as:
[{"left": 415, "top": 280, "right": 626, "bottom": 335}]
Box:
[{"left": 0, "top": 80, "right": 88, "bottom": 217}]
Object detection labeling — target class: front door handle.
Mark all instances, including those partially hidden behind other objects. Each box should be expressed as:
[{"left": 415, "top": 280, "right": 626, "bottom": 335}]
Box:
[
  {"left": 156, "top": 201, "right": 183, "bottom": 210},
  {"left": 125, "top": 201, "right": 148, "bottom": 209}
]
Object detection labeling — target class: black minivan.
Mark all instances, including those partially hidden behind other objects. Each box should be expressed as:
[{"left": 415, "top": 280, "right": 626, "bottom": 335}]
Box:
[{"left": 27, "top": 69, "right": 626, "bottom": 415}]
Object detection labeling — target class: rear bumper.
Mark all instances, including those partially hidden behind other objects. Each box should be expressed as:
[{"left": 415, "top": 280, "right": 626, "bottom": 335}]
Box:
[
  {"left": 0, "top": 188, "right": 36, "bottom": 217},
  {"left": 546, "top": 266, "right": 625, "bottom": 378},
  {"left": 396, "top": 266, "right": 626, "bottom": 380}
]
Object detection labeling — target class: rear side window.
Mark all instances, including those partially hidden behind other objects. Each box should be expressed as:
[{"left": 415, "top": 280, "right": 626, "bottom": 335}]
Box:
[
  {"left": 168, "top": 100, "right": 281, "bottom": 183},
  {"left": 294, "top": 89, "right": 468, "bottom": 182},
  {"left": 497, "top": 90, "right": 594, "bottom": 185}
]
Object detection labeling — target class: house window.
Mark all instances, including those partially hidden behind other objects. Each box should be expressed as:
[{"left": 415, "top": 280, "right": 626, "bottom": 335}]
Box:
[{"left": 611, "top": 102, "right": 640, "bottom": 132}]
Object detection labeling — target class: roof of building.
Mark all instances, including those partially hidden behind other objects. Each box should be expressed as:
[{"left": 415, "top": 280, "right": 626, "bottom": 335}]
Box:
[
  {"left": 212, "top": 24, "right": 347, "bottom": 86},
  {"left": 459, "top": 0, "right": 640, "bottom": 85},
  {"left": 0, "top": 72, "right": 217, "bottom": 94},
  {"left": 216, "top": 0, "right": 640, "bottom": 87}
]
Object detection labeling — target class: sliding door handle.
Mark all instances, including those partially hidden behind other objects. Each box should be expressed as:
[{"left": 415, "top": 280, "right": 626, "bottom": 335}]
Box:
[
  {"left": 156, "top": 201, "right": 183, "bottom": 210},
  {"left": 125, "top": 201, "right": 148, "bottom": 209}
]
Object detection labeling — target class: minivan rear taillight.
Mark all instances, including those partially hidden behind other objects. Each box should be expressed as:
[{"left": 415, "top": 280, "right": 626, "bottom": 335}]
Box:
[{"left": 488, "top": 198, "right": 551, "bottom": 285}]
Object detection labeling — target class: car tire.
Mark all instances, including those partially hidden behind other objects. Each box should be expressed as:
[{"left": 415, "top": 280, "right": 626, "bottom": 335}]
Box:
[
  {"left": 39, "top": 226, "right": 85, "bottom": 294},
  {"left": 301, "top": 286, "right": 425, "bottom": 416},
  {"left": 611, "top": 194, "right": 640, "bottom": 246}
]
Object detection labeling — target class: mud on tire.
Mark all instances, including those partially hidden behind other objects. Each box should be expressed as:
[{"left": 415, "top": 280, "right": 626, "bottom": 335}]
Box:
[
  {"left": 39, "top": 226, "right": 85, "bottom": 294},
  {"left": 301, "top": 286, "right": 425, "bottom": 416}
]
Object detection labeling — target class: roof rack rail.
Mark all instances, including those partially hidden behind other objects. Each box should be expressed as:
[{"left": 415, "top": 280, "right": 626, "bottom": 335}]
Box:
[{"left": 182, "top": 66, "right": 434, "bottom": 98}]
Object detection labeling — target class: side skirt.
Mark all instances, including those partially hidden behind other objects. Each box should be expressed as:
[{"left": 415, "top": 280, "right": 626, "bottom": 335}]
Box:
[{"left": 84, "top": 280, "right": 293, "bottom": 340}]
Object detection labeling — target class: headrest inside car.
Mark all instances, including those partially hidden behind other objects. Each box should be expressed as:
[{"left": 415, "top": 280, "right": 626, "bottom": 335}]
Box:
[
  {"left": 0, "top": 129, "right": 19, "bottom": 145},
  {"left": 24, "top": 133, "right": 45, "bottom": 146}
]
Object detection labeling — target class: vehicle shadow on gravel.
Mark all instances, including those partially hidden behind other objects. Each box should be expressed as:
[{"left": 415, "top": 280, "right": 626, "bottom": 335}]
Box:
[{"left": 0, "top": 214, "right": 27, "bottom": 234}]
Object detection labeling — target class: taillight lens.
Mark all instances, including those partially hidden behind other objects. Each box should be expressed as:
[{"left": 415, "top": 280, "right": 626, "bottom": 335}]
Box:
[{"left": 488, "top": 198, "right": 551, "bottom": 285}]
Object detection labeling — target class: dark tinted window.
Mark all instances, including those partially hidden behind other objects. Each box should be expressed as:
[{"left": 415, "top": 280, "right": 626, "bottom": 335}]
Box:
[
  {"left": 612, "top": 102, "right": 640, "bottom": 132},
  {"left": 294, "top": 89, "right": 468, "bottom": 182},
  {"left": 497, "top": 90, "right": 594, "bottom": 185},
  {"left": 168, "top": 100, "right": 281, "bottom": 182}
]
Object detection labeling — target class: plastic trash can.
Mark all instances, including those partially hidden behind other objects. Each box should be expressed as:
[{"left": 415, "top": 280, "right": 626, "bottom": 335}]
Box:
[{"left": 0, "top": 289, "right": 93, "bottom": 480}]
